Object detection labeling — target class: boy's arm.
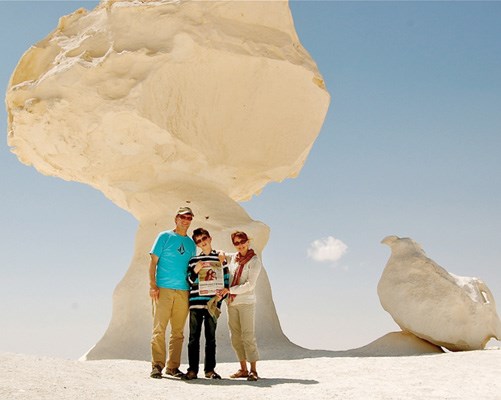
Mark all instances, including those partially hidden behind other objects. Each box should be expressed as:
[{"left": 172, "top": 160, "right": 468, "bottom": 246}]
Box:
[{"left": 188, "top": 258, "right": 204, "bottom": 285}]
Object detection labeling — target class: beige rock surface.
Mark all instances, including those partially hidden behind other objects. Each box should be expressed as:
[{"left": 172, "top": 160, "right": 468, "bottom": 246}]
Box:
[
  {"left": 348, "top": 331, "right": 444, "bottom": 357},
  {"left": 7, "top": 0, "right": 329, "bottom": 207},
  {"left": 379, "top": 235, "right": 501, "bottom": 351},
  {"left": 6, "top": 0, "right": 330, "bottom": 360}
]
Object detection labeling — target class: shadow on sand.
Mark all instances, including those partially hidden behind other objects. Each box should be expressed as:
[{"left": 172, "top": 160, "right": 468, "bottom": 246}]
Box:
[{"left": 164, "top": 376, "right": 318, "bottom": 387}]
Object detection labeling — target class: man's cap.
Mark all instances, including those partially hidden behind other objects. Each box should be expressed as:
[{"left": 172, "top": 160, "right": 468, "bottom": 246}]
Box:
[{"left": 176, "top": 206, "right": 194, "bottom": 216}]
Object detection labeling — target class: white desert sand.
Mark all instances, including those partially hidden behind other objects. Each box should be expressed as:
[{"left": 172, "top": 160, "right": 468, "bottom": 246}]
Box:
[{"left": 1, "top": 350, "right": 500, "bottom": 400}]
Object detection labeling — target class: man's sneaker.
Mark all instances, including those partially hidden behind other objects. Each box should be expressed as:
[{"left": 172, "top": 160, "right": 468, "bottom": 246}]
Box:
[
  {"left": 165, "top": 367, "right": 185, "bottom": 378},
  {"left": 150, "top": 365, "right": 163, "bottom": 379},
  {"left": 182, "top": 370, "right": 198, "bottom": 380},
  {"left": 205, "top": 371, "right": 221, "bottom": 379}
]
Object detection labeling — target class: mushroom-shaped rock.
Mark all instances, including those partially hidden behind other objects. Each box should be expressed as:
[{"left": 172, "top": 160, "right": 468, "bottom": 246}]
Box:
[
  {"left": 6, "top": 0, "right": 330, "bottom": 360},
  {"left": 378, "top": 235, "right": 501, "bottom": 351},
  {"left": 7, "top": 0, "right": 329, "bottom": 207}
]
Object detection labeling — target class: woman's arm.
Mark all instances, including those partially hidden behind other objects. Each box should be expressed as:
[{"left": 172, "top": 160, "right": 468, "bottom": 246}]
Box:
[{"left": 228, "top": 256, "right": 262, "bottom": 295}]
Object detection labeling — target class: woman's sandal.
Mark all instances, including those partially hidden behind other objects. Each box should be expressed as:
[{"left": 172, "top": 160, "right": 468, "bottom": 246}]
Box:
[
  {"left": 230, "top": 369, "right": 249, "bottom": 378},
  {"left": 247, "top": 370, "right": 258, "bottom": 381}
]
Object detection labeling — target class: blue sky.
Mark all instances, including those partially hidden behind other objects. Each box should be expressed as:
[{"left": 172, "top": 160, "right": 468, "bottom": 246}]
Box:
[{"left": 1, "top": 1, "right": 500, "bottom": 358}]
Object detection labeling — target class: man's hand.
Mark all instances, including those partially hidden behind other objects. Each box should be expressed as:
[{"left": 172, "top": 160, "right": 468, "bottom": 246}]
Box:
[
  {"left": 149, "top": 254, "right": 160, "bottom": 301},
  {"left": 149, "top": 285, "right": 160, "bottom": 301}
]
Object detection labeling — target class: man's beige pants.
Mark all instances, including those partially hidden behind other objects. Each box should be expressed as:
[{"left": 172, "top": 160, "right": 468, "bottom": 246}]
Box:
[{"left": 151, "top": 288, "right": 189, "bottom": 369}]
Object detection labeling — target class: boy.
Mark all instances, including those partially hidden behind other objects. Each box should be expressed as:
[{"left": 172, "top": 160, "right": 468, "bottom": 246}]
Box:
[{"left": 183, "top": 228, "right": 229, "bottom": 380}]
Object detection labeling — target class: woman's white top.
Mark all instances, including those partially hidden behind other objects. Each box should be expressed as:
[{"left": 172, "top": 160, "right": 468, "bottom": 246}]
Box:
[{"left": 227, "top": 253, "right": 262, "bottom": 306}]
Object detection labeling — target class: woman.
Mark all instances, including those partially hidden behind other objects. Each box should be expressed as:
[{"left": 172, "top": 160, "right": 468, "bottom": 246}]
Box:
[{"left": 218, "top": 231, "right": 262, "bottom": 381}]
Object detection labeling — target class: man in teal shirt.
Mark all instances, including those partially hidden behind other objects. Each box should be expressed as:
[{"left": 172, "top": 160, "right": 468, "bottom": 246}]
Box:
[{"left": 149, "top": 206, "right": 196, "bottom": 379}]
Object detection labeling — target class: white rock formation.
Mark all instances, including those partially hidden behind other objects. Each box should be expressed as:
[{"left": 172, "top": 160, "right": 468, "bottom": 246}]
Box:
[
  {"left": 6, "top": 0, "right": 330, "bottom": 360},
  {"left": 379, "top": 235, "right": 501, "bottom": 351}
]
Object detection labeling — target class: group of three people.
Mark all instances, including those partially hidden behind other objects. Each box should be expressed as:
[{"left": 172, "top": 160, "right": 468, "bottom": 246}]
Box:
[{"left": 149, "top": 206, "right": 262, "bottom": 382}]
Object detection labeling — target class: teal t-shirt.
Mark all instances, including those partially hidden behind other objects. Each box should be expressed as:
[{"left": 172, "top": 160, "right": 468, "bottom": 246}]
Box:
[{"left": 150, "top": 230, "right": 196, "bottom": 290}]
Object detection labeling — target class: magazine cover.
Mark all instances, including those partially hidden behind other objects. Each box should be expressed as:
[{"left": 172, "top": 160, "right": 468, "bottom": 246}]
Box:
[{"left": 198, "top": 261, "right": 224, "bottom": 295}]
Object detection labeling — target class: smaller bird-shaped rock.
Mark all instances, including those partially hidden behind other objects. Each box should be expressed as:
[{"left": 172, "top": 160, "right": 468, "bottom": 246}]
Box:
[{"left": 378, "top": 235, "right": 501, "bottom": 351}]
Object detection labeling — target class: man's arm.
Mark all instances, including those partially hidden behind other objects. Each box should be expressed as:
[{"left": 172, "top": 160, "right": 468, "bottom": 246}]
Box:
[{"left": 149, "top": 253, "right": 160, "bottom": 301}]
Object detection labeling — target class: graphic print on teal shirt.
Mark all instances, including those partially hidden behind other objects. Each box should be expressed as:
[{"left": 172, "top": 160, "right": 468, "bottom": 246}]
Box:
[
  {"left": 178, "top": 243, "right": 186, "bottom": 255},
  {"left": 151, "top": 230, "right": 196, "bottom": 290}
]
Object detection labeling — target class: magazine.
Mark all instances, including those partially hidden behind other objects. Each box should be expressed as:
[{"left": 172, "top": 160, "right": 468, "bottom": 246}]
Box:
[{"left": 198, "top": 261, "right": 224, "bottom": 296}]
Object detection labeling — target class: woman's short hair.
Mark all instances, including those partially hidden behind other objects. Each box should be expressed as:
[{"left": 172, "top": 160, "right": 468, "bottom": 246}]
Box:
[{"left": 231, "top": 231, "right": 249, "bottom": 244}]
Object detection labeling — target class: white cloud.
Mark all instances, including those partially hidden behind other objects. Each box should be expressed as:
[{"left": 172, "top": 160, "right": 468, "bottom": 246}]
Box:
[{"left": 307, "top": 236, "right": 348, "bottom": 263}]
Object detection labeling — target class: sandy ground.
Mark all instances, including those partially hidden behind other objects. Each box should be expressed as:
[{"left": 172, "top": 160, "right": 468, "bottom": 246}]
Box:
[{"left": 1, "top": 350, "right": 500, "bottom": 400}]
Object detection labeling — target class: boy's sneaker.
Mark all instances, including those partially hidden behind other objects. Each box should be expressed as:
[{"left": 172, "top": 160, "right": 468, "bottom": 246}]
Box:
[
  {"left": 182, "top": 370, "right": 198, "bottom": 380},
  {"left": 150, "top": 365, "right": 163, "bottom": 379},
  {"left": 205, "top": 371, "right": 221, "bottom": 379},
  {"left": 165, "top": 367, "right": 185, "bottom": 378}
]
